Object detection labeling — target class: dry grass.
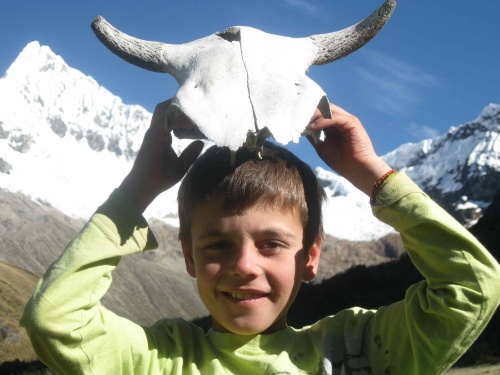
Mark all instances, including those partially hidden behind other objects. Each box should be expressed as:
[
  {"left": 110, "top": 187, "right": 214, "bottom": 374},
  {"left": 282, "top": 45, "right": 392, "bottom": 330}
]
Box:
[{"left": 0, "top": 261, "right": 39, "bottom": 363}]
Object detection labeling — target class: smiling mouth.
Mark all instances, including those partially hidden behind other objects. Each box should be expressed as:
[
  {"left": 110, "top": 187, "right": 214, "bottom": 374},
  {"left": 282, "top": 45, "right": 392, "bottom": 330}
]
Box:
[{"left": 225, "top": 292, "right": 265, "bottom": 301}]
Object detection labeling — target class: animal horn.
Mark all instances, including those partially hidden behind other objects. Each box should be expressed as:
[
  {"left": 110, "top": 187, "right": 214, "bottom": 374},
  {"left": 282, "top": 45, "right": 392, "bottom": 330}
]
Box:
[
  {"left": 310, "top": 0, "right": 396, "bottom": 66},
  {"left": 91, "top": 16, "right": 170, "bottom": 73}
]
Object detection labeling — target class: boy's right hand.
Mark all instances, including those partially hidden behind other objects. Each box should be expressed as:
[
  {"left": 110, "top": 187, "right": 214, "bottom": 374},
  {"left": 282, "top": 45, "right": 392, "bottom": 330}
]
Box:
[
  {"left": 307, "top": 103, "right": 392, "bottom": 196},
  {"left": 119, "top": 100, "right": 204, "bottom": 214}
]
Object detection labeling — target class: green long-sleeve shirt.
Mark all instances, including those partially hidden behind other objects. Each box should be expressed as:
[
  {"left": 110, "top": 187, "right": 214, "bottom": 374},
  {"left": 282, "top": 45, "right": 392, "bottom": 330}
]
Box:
[{"left": 20, "top": 173, "right": 500, "bottom": 374}]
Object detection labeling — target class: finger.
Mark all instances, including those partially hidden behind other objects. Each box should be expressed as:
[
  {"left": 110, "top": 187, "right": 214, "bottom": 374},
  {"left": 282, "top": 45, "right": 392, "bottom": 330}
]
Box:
[
  {"left": 142, "top": 115, "right": 172, "bottom": 149},
  {"left": 175, "top": 140, "right": 205, "bottom": 177},
  {"left": 146, "top": 99, "right": 173, "bottom": 135},
  {"left": 154, "top": 99, "right": 172, "bottom": 112},
  {"left": 309, "top": 107, "right": 324, "bottom": 124},
  {"left": 305, "top": 134, "right": 330, "bottom": 166},
  {"left": 141, "top": 100, "right": 174, "bottom": 144},
  {"left": 329, "top": 103, "right": 352, "bottom": 116},
  {"left": 306, "top": 134, "right": 320, "bottom": 150},
  {"left": 152, "top": 100, "right": 172, "bottom": 123},
  {"left": 309, "top": 113, "right": 359, "bottom": 135},
  {"left": 169, "top": 111, "right": 196, "bottom": 132},
  {"left": 308, "top": 103, "right": 352, "bottom": 127}
]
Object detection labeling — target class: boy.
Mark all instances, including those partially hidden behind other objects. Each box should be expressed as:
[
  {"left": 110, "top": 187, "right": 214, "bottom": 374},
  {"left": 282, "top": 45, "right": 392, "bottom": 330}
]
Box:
[{"left": 21, "top": 100, "right": 500, "bottom": 374}]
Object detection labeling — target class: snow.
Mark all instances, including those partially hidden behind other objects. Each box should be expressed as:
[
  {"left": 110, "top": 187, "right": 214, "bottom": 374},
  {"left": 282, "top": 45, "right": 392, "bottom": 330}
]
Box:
[
  {"left": 1, "top": 42, "right": 499, "bottom": 241},
  {"left": 0, "top": 41, "right": 190, "bottom": 221},
  {"left": 382, "top": 103, "right": 500, "bottom": 196}
]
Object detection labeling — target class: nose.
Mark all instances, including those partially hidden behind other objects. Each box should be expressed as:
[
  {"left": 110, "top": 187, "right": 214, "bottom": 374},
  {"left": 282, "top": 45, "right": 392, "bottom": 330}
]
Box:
[{"left": 230, "top": 245, "right": 260, "bottom": 278}]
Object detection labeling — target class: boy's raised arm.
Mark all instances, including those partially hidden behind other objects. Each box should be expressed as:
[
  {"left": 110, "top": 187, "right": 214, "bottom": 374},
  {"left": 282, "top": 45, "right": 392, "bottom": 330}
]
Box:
[
  {"left": 20, "top": 101, "right": 203, "bottom": 374},
  {"left": 368, "top": 175, "right": 500, "bottom": 372},
  {"left": 308, "top": 103, "right": 500, "bottom": 372},
  {"left": 119, "top": 99, "right": 204, "bottom": 213}
]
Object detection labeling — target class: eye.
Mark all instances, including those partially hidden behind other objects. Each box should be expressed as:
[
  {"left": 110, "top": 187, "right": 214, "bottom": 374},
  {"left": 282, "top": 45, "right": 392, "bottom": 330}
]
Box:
[
  {"left": 204, "top": 242, "right": 231, "bottom": 251},
  {"left": 259, "top": 241, "right": 287, "bottom": 254},
  {"left": 262, "top": 241, "right": 281, "bottom": 249}
]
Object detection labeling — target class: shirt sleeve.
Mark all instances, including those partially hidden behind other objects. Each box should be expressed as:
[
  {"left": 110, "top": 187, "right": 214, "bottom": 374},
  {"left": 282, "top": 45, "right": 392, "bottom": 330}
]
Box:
[
  {"left": 19, "top": 189, "right": 161, "bottom": 374},
  {"left": 366, "top": 172, "right": 500, "bottom": 374}
]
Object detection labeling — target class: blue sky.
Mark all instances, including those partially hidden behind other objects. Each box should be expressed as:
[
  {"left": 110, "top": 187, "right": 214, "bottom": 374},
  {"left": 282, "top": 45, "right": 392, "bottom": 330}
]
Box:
[{"left": 1, "top": 0, "right": 499, "bottom": 169}]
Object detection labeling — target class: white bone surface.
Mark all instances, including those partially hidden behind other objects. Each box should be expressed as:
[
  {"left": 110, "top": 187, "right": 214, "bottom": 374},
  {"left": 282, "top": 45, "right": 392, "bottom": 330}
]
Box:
[
  {"left": 92, "top": 1, "right": 396, "bottom": 150},
  {"left": 162, "top": 27, "right": 328, "bottom": 150}
]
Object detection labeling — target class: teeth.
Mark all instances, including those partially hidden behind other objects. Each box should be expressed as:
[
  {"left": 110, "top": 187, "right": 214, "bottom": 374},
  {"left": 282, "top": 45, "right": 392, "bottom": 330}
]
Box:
[{"left": 229, "top": 292, "right": 261, "bottom": 300}]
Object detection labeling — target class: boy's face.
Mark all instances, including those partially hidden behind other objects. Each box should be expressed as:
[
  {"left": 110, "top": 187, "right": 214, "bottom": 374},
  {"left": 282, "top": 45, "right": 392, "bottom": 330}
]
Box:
[{"left": 181, "top": 198, "right": 321, "bottom": 335}]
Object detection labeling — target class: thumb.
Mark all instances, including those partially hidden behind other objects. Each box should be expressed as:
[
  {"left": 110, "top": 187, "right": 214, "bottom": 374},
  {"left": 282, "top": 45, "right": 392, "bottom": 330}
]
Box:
[{"left": 175, "top": 140, "right": 205, "bottom": 177}]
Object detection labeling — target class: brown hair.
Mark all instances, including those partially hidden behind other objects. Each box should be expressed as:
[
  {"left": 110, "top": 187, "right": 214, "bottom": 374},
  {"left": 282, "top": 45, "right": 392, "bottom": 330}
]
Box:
[{"left": 177, "top": 142, "right": 326, "bottom": 250}]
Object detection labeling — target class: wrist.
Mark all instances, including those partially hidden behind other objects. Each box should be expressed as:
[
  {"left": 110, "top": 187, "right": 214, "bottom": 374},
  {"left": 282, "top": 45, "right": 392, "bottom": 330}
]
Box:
[
  {"left": 118, "top": 174, "right": 157, "bottom": 214},
  {"left": 346, "top": 158, "right": 393, "bottom": 196},
  {"left": 369, "top": 168, "right": 398, "bottom": 205}
]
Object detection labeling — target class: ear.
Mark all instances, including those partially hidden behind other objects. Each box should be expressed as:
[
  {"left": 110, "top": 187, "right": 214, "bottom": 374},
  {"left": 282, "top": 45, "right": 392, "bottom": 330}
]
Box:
[
  {"left": 179, "top": 233, "right": 197, "bottom": 278},
  {"left": 302, "top": 236, "right": 321, "bottom": 282}
]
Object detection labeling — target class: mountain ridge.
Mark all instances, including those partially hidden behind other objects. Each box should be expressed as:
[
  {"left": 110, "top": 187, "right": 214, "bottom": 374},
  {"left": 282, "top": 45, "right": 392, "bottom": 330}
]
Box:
[
  {"left": 1, "top": 42, "right": 499, "bottom": 240},
  {"left": 382, "top": 103, "right": 500, "bottom": 222}
]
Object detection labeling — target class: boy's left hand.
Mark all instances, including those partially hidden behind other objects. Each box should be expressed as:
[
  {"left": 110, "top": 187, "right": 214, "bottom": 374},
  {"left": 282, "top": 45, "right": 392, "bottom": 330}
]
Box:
[{"left": 119, "top": 100, "right": 204, "bottom": 213}]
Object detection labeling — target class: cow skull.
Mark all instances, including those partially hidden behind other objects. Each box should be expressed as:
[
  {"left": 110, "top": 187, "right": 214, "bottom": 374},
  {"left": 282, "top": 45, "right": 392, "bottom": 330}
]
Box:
[{"left": 92, "top": 0, "right": 395, "bottom": 151}]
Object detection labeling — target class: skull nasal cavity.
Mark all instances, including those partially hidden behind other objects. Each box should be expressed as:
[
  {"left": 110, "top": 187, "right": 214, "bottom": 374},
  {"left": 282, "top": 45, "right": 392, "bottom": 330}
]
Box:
[{"left": 216, "top": 28, "right": 241, "bottom": 42}]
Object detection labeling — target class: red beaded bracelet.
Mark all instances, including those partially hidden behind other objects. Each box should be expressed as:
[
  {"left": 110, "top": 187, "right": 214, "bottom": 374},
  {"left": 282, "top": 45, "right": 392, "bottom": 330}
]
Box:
[{"left": 370, "top": 169, "right": 398, "bottom": 205}]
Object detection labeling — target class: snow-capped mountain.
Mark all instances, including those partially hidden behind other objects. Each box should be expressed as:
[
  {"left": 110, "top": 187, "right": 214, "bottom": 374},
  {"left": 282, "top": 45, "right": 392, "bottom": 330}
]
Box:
[
  {"left": 0, "top": 41, "right": 193, "bottom": 227},
  {"left": 1, "top": 42, "right": 499, "bottom": 241},
  {"left": 382, "top": 104, "right": 500, "bottom": 224}
]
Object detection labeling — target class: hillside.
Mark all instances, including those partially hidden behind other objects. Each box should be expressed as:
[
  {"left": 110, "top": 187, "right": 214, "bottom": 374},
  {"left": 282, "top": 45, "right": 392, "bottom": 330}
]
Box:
[
  {"left": 0, "top": 262, "right": 39, "bottom": 363},
  {"left": 0, "top": 187, "right": 208, "bottom": 331}
]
